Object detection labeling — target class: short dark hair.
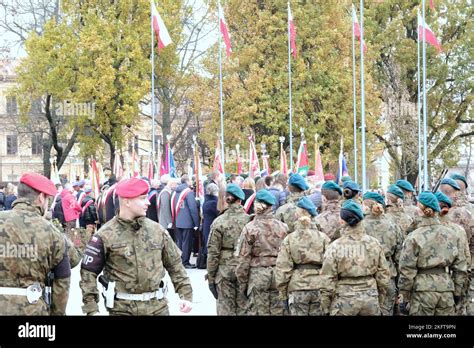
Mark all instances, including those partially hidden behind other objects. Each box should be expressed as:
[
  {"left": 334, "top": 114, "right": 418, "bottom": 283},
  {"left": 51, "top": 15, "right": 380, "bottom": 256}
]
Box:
[
  {"left": 264, "top": 176, "right": 274, "bottom": 187},
  {"left": 322, "top": 189, "right": 340, "bottom": 201},
  {"left": 17, "top": 182, "right": 41, "bottom": 201},
  {"left": 181, "top": 174, "right": 190, "bottom": 184}
]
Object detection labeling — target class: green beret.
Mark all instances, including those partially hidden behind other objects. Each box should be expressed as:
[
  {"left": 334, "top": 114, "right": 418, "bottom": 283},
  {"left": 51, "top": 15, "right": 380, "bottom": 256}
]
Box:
[
  {"left": 226, "top": 183, "right": 245, "bottom": 201},
  {"left": 435, "top": 191, "right": 452, "bottom": 208},
  {"left": 450, "top": 173, "right": 468, "bottom": 188},
  {"left": 296, "top": 196, "right": 317, "bottom": 217},
  {"left": 321, "top": 181, "right": 343, "bottom": 195},
  {"left": 417, "top": 191, "right": 440, "bottom": 212},
  {"left": 288, "top": 173, "right": 309, "bottom": 191},
  {"left": 341, "top": 175, "right": 352, "bottom": 183},
  {"left": 387, "top": 184, "right": 404, "bottom": 200},
  {"left": 440, "top": 178, "right": 460, "bottom": 191},
  {"left": 342, "top": 180, "right": 360, "bottom": 192},
  {"left": 255, "top": 189, "right": 276, "bottom": 206},
  {"left": 362, "top": 192, "right": 385, "bottom": 207},
  {"left": 341, "top": 199, "right": 364, "bottom": 221},
  {"left": 395, "top": 179, "right": 415, "bottom": 192}
]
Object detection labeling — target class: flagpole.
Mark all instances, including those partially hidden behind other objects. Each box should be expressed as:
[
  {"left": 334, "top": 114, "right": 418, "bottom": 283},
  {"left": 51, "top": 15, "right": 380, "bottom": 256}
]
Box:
[
  {"left": 417, "top": 9, "right": 423, "bottom": 191},
  {"left": 287, "top": 2, "right": 293, "bottom": 172},
  {"left": 218, "top": 1, "right": 225, "bottom": 176},
  {"left": 150, "top": 0, "right": 156, "bottom": 159},
  {"left": 359, "top": 0, "right": 366, "bottom": 192},
  {"left": 422, "top": 0, "right": 428, "bottom": 190},
  {"left": 351, "top": 5, "right": 358, "bottom": 184}
]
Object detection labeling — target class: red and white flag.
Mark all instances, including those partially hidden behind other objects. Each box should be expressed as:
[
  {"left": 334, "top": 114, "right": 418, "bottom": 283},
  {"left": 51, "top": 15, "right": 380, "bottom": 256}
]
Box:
[
  {"left": 218, "top": 1, "right": 232, "bottom": 58},
  {"left": 151, "top": 0, "right": 172, "bottom": 52},
  {"left": 313, "top": 137, "right": 324, "bottom": 182},
  {"left": 418, "top": 13, "right": 441, "bottom": 53},
  {"left": 147, "top": 152, "right": 154, "bottom": 181},
  {"left": 288, "top": 2, "right": 297, "bottom": 59},
  {"left": 132, "top": 149, "right": 140, "bottom": 178},
  {"left": 248, "top": 135, "right": 260, "bottom": 178},
  {"left": 280, "top": 142, "right": 288, "bottom": 176},
  {"left": 352, "top": 5, "right": 367, "bottom": 54},
  {"left": 213, "top": 142, "right": 224, "bottom": 175},
  {"left": 90, "top": 159, "right": 101, "bottom": 199},
  {"left": 113, "top": 151, "right": 123, "bottom": 179}
]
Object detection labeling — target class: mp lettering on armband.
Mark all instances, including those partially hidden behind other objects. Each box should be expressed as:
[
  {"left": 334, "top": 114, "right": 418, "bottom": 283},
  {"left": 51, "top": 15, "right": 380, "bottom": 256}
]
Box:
[{"left": 81, "top": 235, "right": 105, "bottom": 274}]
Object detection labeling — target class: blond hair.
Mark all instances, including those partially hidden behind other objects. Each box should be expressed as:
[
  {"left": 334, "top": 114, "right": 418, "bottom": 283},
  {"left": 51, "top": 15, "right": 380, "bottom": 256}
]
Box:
[
  {"left": 363, "top": 199, "right": 384, "bottom": 216},
  {"left": 242, "top": 177, "right": 256, "bottom": 191}
]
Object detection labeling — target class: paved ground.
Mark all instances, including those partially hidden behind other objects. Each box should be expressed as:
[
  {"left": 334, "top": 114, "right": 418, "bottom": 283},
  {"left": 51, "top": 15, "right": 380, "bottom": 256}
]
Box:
[{"left": 66, "top": 257, "right": 217, "bottom": 316}]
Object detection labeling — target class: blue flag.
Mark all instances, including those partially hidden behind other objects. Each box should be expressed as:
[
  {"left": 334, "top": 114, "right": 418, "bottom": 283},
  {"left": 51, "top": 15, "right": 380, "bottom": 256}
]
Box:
[{"left": 169, "top": 147, "right": 177, "bottom": 178}]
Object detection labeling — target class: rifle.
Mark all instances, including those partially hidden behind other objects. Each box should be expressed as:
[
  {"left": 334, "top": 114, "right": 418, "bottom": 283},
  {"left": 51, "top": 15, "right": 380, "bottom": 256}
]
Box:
[{"left": 432, "top": 168, "right": 448, "bottom": 193}]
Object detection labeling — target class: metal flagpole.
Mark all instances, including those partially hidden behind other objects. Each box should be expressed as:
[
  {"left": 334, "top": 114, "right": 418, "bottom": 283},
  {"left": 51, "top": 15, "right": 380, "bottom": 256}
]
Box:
[
  {"left": 417, "top": 8, "right": 423, "bottom": 191},
  {"left": 288, "top": 2, "right": 293, "bottom": 172},
  {"left": 150, "top": 0, "right": 156, "bottom": 158},
  {"left": 422, "top": 0, "right": 429, "bottom": 190},
  {"left": 352, "top": 5, "right": 358, "bottom": 183},
  {"left": 360, "top": 0, "right": 366, "bottom": 192},
  {"left": 218, "top": 0, "right": 225, "bottom": 175}
]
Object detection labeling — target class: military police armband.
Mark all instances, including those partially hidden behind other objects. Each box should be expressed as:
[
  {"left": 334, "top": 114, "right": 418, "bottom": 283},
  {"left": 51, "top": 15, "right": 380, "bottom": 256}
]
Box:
[{"left": 81, "top": 235, "right": 106, "bottom": 275}]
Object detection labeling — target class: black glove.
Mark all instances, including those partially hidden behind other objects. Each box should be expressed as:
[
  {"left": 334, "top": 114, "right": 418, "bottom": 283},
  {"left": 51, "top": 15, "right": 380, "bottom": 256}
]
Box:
[
  {"left": 399, "top": 301, "right": 410, "bottom": 315},
  {"left": 208, "top": 283, "right": 218, "bottom": 300},
  {"left": 453, "top": 295, "right": 462, "bottom": 305},
  {"left": 281, "top": 299, "right": 289, "bottom": 313}
]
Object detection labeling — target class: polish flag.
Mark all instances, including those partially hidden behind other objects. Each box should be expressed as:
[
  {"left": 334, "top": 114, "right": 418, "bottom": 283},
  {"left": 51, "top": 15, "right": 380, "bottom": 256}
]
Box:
[
  {"left": 288, "top": 3, "right": 297, "bottom": 59},
  {"left": 147, "top": 153, "right": 154, "bottom": 181},
  {"left": 418, "top": 13, "right": 441, "bottom": 53},
  {"left": 151, "top": 0, "right": 172, "bottom": 52},
  {"left": 280, "top": 141, "right": 288, "bottom": 176},
  {"left": 213, "top": 143, "right": 224, "bottom": 175},
  {"left": 352, "top": 5, "right": 367, "bottom": 54},
  {"left": 113, "top": 151, "right": 123, "bottom": 179},
  {"left": 132, "top": 149, "right": 140, "bottom": 178},
  {"left": 218, "top": 1, "right": 232, "bottom": 58},
  {"left": 248, "top": 135, "right": 261, "bottom": 178},
  {"left": 90, "top": 159, "right": 101, "bottom": 199}
]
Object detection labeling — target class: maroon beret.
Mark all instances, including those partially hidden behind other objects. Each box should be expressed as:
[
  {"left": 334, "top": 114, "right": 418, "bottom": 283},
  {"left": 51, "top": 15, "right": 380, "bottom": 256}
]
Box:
[
  {"left": 115, "top": 178, "right": 149, "bottom": 198},
  {"left": 324, "top": 173, "right": 336, "bottom": 181},
  {"left": 19, "top": 172, "right": 57, "bottom": 197}
]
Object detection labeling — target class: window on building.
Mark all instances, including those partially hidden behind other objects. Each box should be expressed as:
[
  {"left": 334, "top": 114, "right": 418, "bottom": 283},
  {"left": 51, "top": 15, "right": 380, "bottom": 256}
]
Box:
[
  {"left": 7, "top": 135, "right": 18, "bottom": 155},
  {"left": 6, "top": 96, "right": 17, "bottom": 115},
  {"left": 32, "top": 134, "right": 43, "bottom": 155}
]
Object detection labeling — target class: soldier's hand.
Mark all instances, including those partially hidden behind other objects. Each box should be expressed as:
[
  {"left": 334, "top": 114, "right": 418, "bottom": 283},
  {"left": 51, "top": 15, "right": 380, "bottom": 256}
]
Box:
[
  {"left": 179, "top": 300, "right": 193, "bottom": 313},
  {"left": 208, "top": 283, "right": 218, "bottom": 299}
]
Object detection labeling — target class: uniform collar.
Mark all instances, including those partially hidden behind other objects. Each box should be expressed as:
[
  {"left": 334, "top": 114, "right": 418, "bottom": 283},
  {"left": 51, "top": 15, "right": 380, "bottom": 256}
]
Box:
[
  {"left": 403, "top": 198, "right": 414, "bottom": 207},
  {"left": 116, "top": 216, "right": 146, "bottom": 231},
  {"left": 12, "top": 198, "right": 43, "bottom": 216},
  {"left": 417, "top": 216, "right": 441, "bottom": 228},
  {"left": 289, "top": 191, "right": 305, "bottom": 203},
  {"left": 323, "top": 200, "right": 340, "bottom": 211},
  {"left": 255, "top": 210, "right": 274, "bottom": 219},
  {"left": 226, "top": 203, "right": 245, "bottom": 214},
  {"left": 343, "top": 221, "right": 365, "bottom": 236}
]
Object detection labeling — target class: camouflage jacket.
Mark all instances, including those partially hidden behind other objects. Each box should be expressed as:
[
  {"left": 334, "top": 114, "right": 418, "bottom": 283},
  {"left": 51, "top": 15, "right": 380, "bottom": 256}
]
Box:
[
  {"left": 314, "top": 200, "right": 341, "bottom": 241},
  {"left": 80, "top": 216, "right": 192, "bottom": 314},
  {"left": 275, "top": 221, "right": 331, "bottom": 300},
  {"left": 403, "top": 199, "right": 419, "bottom": 233},
  {"left": 206, "top": 203, "right": 250, "bottom": 284},
  {"left": 235, "top": 210, "right": 288, "bottom": 287},
  {"left": 398, "top": 217, "right": 468, "bottom": 296},
  {"left": 321, "top": 222, "right": 390, "bottom": 299},
  {"left": 439, "top": 215, "right": 471, "bottom": 271},
  {"left": 385, "top": 205, "right": 413, "bottom": 236},
  {"left": 0, "top": 199, "right": 71, "bottom": 315},
  {"left": 363, "top": 213, "right": 404, "bottom": 278},
  {"left": 448, "top": 198, "right": 474, "bottom": 255},
  {"left": 275, "top": 191, "right": 306, "bottom": 233}
]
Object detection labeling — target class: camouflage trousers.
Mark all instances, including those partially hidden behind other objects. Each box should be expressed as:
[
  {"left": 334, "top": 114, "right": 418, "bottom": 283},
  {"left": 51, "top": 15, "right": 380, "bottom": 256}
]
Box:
[
  {"left": 288, "top": 290, "right": 328, "bottom": 316},
  {"left": 0, "top": 296, "right": 49, "bottom": 315},
  {"left": 464, "top": 273, "right": 474, "bottom": 315},
  {"left": 109, "top": 298, "right": 169, "bottom": 316},
  {"left": 247, "top": 266, "right": 284, "bottom": 315},
  {"left": 330, "top": 288, "right": 382, "bottom": 316},
  {"left": 381, "top": 277, "right": 397, "bottom": 316},
  {"left": 216, "top": 277, "right": 248, "bottom": 315},
  {"left": 409, "top": 291, "right": 455, "bottom": 316}
]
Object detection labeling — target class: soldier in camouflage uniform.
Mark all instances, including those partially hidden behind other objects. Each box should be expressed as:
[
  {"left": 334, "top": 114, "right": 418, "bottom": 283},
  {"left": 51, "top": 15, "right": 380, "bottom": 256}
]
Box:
[
  {"left": 451, "top": 173, "right": 474, "bottom": 214},
  {"left": 395, "top": 180, "right": 418, "bottom": 232},
  {"left": 398, "top": 191, "right": 468, "bottom": 315},
  {"left": 207, "top": 184, "right": 250, "bottom": 315},
  {"left": 385, "top": 184, "right": 413, "bottom": 236},
  {"left": 0, "top": 173, "right": 71, "bottom": 315},
  {"left": 235, "top": 189, "right": 288, "bottom": 315},
  {"left": 362, "top": 192, "right": 404, "bottom": 316},
  {"left": 80, "top": 178, "right": 193, "bottom": 316},
  {"left": 275, "top": 174, "right": 308, "bottom": 233},
  {"left": 321, "top": 200, "right": 390, "bottom": 316},
  {"left": 314, "top": 181, "right": 342, "bottom": 241},
  {"left": 341, "top": 181, "right": 362, "bottom": 205},
  {"left": 275, "top": 197, "right": 331, "bottom": 315}
]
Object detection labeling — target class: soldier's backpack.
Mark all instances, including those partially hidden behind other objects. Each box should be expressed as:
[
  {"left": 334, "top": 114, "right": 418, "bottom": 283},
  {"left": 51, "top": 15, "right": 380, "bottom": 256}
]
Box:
[{"left": 52, "top": 196, "right": 66, "bottom": 225}]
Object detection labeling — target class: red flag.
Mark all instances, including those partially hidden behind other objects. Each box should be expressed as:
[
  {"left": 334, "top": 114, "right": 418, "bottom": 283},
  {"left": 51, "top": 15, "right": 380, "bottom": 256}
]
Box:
[
  {"left": 418, "top": 13, "right": 441, "bottom": 53},
  {"left": 280, "top": 141, "right": 288, "bottom": 176},
  {"left": 113, "top": 151, "right": 123, "bottom": 179},
  {"left": 147, "top": 153, "right": 154, "bottom": 180},
  {"left": 288, "top": 3, "right": 297, "bottom": 59},
  {"left": 132, "top": 149, "right": 140, "bottom": 178},
  {"left": 352, "top": 5, "right": 367, "bottom": 54},
  {"left": 248, "top": 135, "right": 260, "bottom": 178},
  {"left": 262, "top": 154, "right": 271, "bottom": 176},
  {"left": 314, "top": 137, "right": 324, "bottom": 182},
  {"left": 213, "top": 142, "right": 224, "bottom": 175},
  {"left": 429, "top": 0, "right": 435, "bottom": 11},
  {"left": 218, "top": 1, "right": 232, "bottom": 58},
  {"left": 151, "top": 0, "right": 172, "bottom": 52},
  {"left": 296, "top": 140, "right": 309, "bottom": 176}
]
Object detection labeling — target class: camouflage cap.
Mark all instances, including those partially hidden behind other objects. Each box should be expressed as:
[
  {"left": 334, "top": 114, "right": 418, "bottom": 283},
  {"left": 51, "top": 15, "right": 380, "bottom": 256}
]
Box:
[
  {"left": 440, "top": 178, "right": 460, "bottom": 191},
  {"left": 395, "top": 179, "right": 415, "bottom": 193},
  {"left": 435, "top": 191, "right": 452, "bottom": 208},
  {"left": 449, "top": 173, "right": 468, "bottom": 188},
  {"left": 321, "top": 180, "right": 342, "bottom": 195},
  {"left": 255, "top": 189, "right": 276, "bottom": 206},
  {"left": 362, "top": 191, "right": 385, "bottom": 207},
  {"left": 387, "top": 184, "right": 404, "bottom": 200},
  {"left": 226, "top": 183, "right": 245, "bottom": 201},
  {"left": 417, "top": 191, "right": 441, "bottom": 212},
  {"left": 296, "top": 196, "right": 317, "bottom": 216}
]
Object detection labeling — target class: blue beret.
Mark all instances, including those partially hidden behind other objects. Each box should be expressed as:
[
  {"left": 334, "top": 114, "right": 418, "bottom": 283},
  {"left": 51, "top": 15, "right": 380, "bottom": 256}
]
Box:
[
  {"left": 296, "top": 196, "right": 317, "bottom": 217},
  {"left": 387, "top": 184, "right": 404, "bottom": 200},
  {"left": 321, "top": 181, "right": 342, "bottom": 195},
  {"left": 342, "top": 180, "right": 360, "bottom": 192},
  {"left": 363, "top": 192, "right": 385, "bottom": 207},
  {"left": 255, "top": 189, "right": 276, "bottom": 206},
  {"left": 450, "top": 173, "right": 468, "bottom": 188},
  {"left": 288, "top": 173, "right": 309, "bottom": 191},
  {"left": 341, "top": 199, "right": 364, "bottom": 221},
  {"left": 418, "top": 191, "right": 440, "bottom": 212},
  {"left": 226, "top": 183, "right": 245, "bottom": 201},
  {"left": 435, "top": 191, "right": 452, "bottom": 208},
  {"left": 341, "top": 175, "right": 352, "bottom": 183},
  {"left": 395, "top": 179, "right": 415, "bottom": 192},
  {"left": 440, "top": 178, "right": 460, "bottom": 191}
]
